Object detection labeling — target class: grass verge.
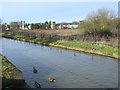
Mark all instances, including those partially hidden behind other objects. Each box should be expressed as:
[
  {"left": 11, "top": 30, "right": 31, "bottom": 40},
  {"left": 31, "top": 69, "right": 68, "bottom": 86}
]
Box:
[
  {"left": 2, "top": 33, "right": 119, "bottom": 59},
  {"left": 0, "top": 54, "right": 30, "bottom": 88}
]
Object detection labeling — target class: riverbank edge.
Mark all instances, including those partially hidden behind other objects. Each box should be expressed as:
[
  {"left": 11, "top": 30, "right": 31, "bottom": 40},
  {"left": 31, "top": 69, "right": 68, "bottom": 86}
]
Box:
[
  {"left": 1, "top": 54, "right": 30, "bottom": 89},
  {"left": 2, "top": 34, "right": 119, "bottom": 59}
]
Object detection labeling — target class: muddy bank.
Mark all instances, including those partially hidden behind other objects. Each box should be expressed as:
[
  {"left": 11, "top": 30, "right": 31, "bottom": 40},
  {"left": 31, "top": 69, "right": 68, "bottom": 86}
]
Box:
[{"left": 0, "top": 55, "right": 30, "bottom": 89}]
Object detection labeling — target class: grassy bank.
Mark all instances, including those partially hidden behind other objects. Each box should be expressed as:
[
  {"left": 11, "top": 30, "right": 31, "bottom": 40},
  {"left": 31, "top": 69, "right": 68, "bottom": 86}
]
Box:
[
  {"left": 0, "top": 54, "right": 30, "bottom": 89},
  {"left": 2, "top": 33, "right": 119, "bottom": 59}
]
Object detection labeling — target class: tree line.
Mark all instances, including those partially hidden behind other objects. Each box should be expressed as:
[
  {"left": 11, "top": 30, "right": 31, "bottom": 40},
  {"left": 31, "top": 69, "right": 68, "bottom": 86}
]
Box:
[
  {"left": 1, "top": 21, "right": 52, "bottom": 30},
  {"left": 26, "top": 21, "right": 52, "bottom": 30},
  {"left": 78, "top": 8, "right": 119, "bottom": 37}
]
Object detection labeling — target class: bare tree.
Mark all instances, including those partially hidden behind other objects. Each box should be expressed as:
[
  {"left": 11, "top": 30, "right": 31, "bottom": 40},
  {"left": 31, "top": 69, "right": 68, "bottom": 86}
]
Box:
[{"left": 10, "top": 22, "right": 20, "bottom": 30}]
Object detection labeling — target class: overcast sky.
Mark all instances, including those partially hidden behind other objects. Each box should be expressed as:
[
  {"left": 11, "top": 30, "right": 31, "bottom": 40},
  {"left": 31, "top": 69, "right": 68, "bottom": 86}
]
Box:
[{"left": 1, "top": 2, "right": 118, "bottom": 24}]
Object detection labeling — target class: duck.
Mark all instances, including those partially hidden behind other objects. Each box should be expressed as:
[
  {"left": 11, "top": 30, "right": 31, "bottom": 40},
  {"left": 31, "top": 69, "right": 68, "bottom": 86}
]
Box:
[
  {"left": 34, "top": 81, "right": 41, "bottom": 88},
  {"left": 48, "top": 77, "right": 56, "bottom": 82},
  {"left": 33, "top": 67, "right": 37, "bottom": 73},
  {"left": 92, "top": 48, "right": 96, "bottom": 50}
]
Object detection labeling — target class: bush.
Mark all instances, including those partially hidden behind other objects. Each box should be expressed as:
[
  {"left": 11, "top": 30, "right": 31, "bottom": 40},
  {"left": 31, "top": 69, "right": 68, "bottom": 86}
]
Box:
[{"left": 79, "top": 8, "right": 118, "bottom": 36}]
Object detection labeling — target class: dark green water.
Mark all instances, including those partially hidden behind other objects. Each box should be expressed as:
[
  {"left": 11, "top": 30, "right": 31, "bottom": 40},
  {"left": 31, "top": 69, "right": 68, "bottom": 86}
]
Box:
[{"left": 1, "top": 38, "right": 118, "bottom": 88}]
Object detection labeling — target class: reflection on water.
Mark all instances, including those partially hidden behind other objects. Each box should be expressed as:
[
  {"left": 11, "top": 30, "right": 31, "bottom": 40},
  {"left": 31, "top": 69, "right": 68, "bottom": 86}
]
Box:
[{"left": 1, "top": 38, "right": 118, "bottom": 88}]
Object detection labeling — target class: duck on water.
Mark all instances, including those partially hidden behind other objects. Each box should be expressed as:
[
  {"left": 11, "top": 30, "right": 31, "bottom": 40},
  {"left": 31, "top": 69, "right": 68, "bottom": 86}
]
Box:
[
  {"left": 34, "top": 82, "right": 41, "bottom": 88},
  {"left": 33, "top": 67, "right": 37, "bottom": 73},
  {"left": 48, "top": 78, "right": 56, "bottom": 82}
]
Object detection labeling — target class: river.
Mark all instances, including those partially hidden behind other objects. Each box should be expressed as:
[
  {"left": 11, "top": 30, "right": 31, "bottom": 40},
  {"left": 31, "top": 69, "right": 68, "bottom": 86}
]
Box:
[{"left": 1, "top": 38, "right": 118, "bottom": 88}]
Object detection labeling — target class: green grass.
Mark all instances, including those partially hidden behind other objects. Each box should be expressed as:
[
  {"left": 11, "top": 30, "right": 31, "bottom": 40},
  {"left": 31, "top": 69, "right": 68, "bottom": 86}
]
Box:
[
  {"left": 0, "top": 54, "right": 22, "bottom": 79},
  {"left": 0, "top": 53, "right": 30, "bottom": 88},
  {"left": 53, "top": 40, "right": 118, "bottom": 56},
  {"left": 2, "top": 33, "right": 119, "bottom": 59}
]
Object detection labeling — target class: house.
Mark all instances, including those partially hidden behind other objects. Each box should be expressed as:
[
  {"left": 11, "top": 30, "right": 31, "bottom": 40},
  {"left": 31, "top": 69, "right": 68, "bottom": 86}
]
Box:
[
  {"left": 55, "top": 21, "right": 80, "bottom": 29},
  {"left": 51, "top": 21, "right": 56, "bottom": 29},
  {"left": 18, "top": 21, "right": 26, "bottom": 30}
]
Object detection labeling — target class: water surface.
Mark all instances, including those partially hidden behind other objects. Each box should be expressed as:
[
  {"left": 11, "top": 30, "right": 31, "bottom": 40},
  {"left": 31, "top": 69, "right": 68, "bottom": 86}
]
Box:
[{"left": 1, "top": 38, "right": 118, "bottom": 88}]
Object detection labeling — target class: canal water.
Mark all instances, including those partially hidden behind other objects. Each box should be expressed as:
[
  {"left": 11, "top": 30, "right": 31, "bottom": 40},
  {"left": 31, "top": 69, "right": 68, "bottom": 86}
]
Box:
[{"left": 1, "top": 38, "right": 118, "bottom": 88}]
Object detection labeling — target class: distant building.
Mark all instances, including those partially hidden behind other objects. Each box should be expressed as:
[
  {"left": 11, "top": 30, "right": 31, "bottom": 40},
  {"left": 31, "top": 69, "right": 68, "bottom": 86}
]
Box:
[
  {"left": 12, "top": 20, "right": 81, "bottom": 30},
  {"left": 2, "top": 23, "right": 10, "bottom": 30},
  {"left": 18, "top": 21, "right": 26, "bottom": 30},
  {"left": 55, "top": 21, "right": 80, "bottom": 29},
  {"left": 28, "top": 24, "right": 31, "bottom": 30},
  {"left": 51, "top": 21, "right": 56, "bottom": 29}
]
